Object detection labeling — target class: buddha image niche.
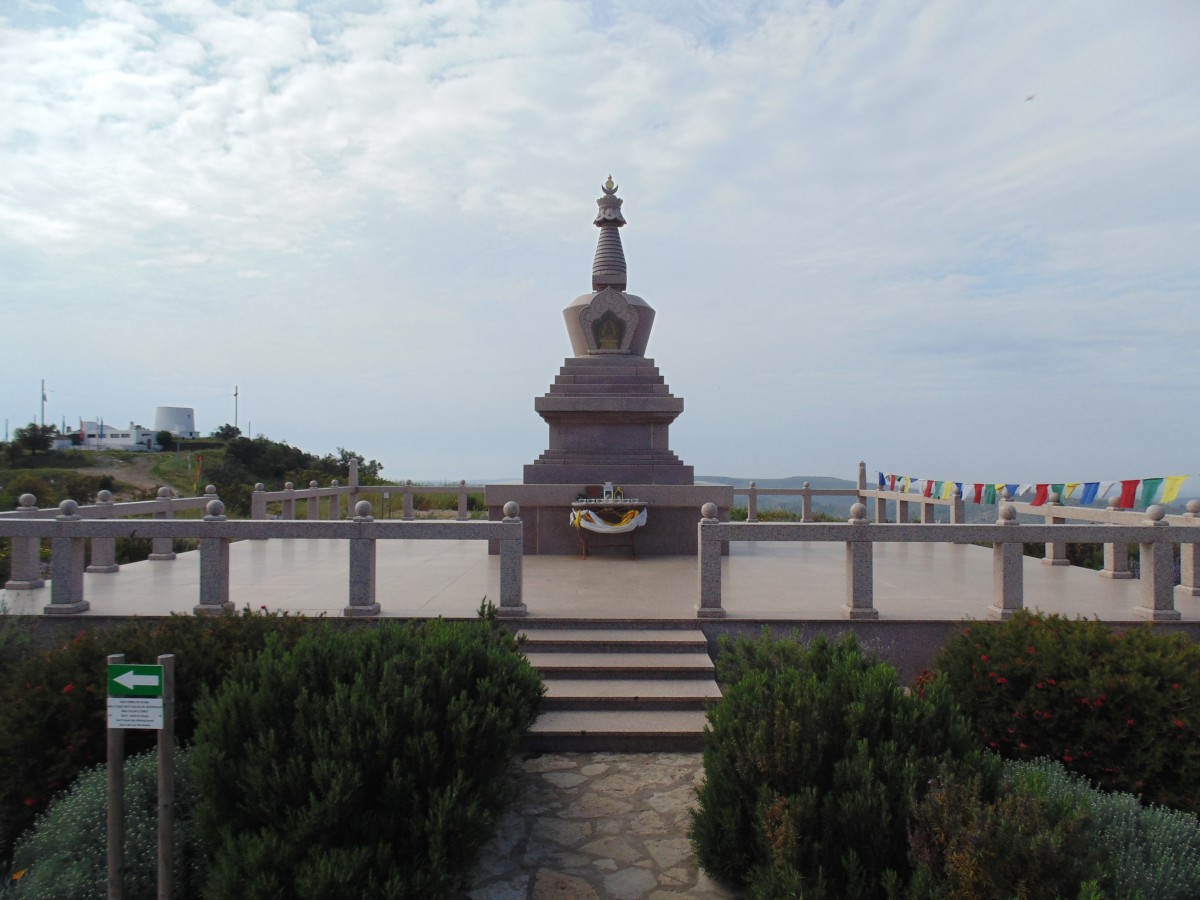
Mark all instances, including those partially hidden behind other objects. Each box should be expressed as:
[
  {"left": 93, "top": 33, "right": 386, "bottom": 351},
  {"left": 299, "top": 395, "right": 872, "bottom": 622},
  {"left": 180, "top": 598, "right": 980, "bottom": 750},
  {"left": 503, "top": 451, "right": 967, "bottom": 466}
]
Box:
[{"left": 595, "top": 315, "right": 622, "bottom": 350}]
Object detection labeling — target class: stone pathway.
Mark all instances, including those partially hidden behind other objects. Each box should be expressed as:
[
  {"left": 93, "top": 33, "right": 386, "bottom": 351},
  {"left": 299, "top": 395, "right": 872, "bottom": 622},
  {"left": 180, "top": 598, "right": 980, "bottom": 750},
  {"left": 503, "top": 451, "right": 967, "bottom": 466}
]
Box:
[{"left": 462, "top": 752, "right": 744, "bottom": 899}]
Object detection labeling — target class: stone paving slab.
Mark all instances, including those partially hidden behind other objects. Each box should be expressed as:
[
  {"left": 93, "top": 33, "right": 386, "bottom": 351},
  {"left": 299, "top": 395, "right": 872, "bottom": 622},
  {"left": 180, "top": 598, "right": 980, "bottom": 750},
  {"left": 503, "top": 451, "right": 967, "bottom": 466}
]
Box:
[{"left": 462, "top": 752, "right": 743, "bottom": 899}]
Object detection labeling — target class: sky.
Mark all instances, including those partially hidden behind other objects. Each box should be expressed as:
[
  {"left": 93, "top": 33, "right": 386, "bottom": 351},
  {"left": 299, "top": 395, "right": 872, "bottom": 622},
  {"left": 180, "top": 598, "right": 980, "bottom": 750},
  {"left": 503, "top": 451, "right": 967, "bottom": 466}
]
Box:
[{"left": 2, "top": 0, "right": 1197, "bottom": 489}]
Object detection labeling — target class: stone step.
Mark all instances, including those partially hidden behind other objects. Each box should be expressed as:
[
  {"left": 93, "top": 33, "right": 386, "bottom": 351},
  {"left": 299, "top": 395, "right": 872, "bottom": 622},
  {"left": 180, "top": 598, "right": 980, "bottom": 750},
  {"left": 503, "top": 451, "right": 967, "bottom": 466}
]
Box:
[
  {"left": 554, "top": 373, "right": 666, "bottom": 385},
  {"left": 541, "top": 678, "right": 722, "bottom": 710},
  {"left": 520, "top": 628, "right": 709, "bottom": 653},
  {"left": 549, "top": 383, "right": 670, "bottom": 396},
  {"left": 523, "top": 651, "right": 715, "bottom": 678},
  {"left": 523, "top": 709, "right": 709, "bottom": 752}
]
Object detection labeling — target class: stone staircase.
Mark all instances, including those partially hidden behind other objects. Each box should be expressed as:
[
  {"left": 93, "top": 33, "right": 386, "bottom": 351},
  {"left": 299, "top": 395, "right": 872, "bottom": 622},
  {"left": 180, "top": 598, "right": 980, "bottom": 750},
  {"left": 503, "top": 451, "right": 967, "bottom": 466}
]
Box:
[{"left": 519, "top": 625, "right": 720, "bottom": 751}]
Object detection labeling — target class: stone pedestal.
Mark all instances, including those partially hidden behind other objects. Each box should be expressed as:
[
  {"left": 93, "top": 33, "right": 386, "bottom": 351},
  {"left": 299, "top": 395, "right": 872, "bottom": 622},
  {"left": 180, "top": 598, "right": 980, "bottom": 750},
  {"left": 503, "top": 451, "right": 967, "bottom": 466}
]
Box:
[{"left": 486, "top": 483, "right": 732, "bottom": 557}]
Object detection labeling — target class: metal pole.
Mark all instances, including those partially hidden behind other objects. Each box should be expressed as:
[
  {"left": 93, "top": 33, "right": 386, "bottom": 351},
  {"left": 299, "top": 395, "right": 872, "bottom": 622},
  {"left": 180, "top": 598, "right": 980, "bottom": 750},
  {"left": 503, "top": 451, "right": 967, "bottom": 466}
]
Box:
[
  {"left": 107, "top": 653, "right": 126, "bottom": 900},
  {"left": 157, "top": 654, "right": 175, "bottom": 900}
]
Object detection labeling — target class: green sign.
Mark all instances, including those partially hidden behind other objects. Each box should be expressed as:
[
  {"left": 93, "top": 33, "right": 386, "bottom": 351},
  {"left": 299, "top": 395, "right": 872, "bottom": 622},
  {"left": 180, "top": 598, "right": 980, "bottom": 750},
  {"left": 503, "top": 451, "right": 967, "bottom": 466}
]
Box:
[{"left": 107, "top": 664, "right": 164, "bottom": 698}]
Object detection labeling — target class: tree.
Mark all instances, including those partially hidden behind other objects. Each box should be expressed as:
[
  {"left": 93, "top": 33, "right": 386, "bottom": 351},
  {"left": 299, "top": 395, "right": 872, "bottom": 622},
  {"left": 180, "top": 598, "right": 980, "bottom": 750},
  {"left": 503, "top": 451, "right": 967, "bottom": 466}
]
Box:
[
  {"left": 155, "top": 430, "right": 175, "bottom": 452},
  {"left": 13, "top": 423, "right": 57, "bottom": 456},
  {"left": 210, "top": 424, "right": 241, "bottom": 442}
]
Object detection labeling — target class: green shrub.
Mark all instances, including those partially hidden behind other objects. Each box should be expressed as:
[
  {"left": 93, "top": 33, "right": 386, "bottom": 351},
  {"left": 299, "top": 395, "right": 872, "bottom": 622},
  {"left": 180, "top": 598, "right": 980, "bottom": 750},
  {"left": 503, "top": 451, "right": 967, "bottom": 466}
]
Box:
[
  {"left": 1006, "top": 758, "right": 1200, "bottom": 899},
  {"left": 906, "top": 759, "right": 1100, "bottom": 899},
  {"left": 934, "top": 611, "right": 1200, "bottom": 811},
  {"left": 8, "top": 746, "right": 202, "bottom": 899},
  {"left": 191, "top": 612, "right": 543, "bottom": 899},
  {"left": 0, "top": 611, "right": 316, "bottom": 866},
  {"left": 691, "top": 633, "right": 989, "bottom": 898}
]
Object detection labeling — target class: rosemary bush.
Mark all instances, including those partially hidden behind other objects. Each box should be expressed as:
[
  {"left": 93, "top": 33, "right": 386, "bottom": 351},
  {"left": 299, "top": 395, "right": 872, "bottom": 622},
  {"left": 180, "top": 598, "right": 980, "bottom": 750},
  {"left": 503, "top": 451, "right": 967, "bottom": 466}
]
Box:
[{"left": 7, "top": 746, "right": 201, "bottom": 899}]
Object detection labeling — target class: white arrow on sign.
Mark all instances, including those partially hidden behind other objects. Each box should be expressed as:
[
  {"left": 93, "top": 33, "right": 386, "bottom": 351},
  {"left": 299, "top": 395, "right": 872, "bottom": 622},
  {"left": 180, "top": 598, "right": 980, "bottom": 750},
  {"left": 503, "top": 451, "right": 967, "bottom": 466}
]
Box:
[{"left": 114, "top": 670, "right": 160, "bottom": 690}]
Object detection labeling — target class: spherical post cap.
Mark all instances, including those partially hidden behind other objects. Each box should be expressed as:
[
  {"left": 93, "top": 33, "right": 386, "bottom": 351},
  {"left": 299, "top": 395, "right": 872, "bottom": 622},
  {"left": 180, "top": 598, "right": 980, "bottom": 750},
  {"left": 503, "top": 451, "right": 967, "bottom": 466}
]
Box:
[
  {"left": 1108, "top": 497, "right": 1121, "bottom": 509},
  {"left": 18, "top": 493, "right": 36, "bottom": 508},
  {"left": 1048, "top": 492, "right": 1060, "bottom": 504},
  {"left": 850, "top": 503, "right": 867, "bottom": 521},
  {"left": 157, "top": 486, "right": 172, "bottom": 499},
  {"left": 59, "top": 499, "right": 79, "bottom": 516},
  {"left": 1146, "top": 505, "right": 1165, "bottom": 522},
  {"left": 701, "top": 502, "right": 718, "bottom": 519},
  {"left": 331, "top": 479, "right": 340, "bottom": 487},
  {"left": 206, "top": 499, "right": 225, "bottom": 517},
  {"left": 309, "top": 481, "right": 318, "bottom": 488},
  {"left": 254, "top": 483, "right": 265, "bottom": 492},
  {"left": 998, "top": 503, "right": 1017, "bottom": 522},
  {"left": 503, "top": 501, "right": 519, "bottom": 518},
  {"left": 204, "top": 484, "right": 216, "bottom": 495},
  {"left": 1188, "top": 499, "right": 1200, "bottom": 515},
  {"left": 355, "top": 500, "right": 372, "bottom": 518},
  {"left": 97, "top": 490, "right": 112, "bottom": 503},
  {"left": 284, "top": 482, "right": 293, "bottom": 491}
]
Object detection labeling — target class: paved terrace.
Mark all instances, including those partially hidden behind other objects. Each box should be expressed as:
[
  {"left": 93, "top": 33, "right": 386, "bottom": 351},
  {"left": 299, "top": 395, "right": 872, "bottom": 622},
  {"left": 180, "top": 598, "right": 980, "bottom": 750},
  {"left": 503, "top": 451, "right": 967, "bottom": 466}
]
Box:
[{"left": 2, "top": 537, "right": 1192, "bottom": 623}]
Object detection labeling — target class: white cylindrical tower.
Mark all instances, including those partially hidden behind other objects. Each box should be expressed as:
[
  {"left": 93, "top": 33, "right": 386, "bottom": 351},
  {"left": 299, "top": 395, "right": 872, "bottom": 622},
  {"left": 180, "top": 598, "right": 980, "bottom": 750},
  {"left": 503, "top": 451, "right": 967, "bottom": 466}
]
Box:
[{"left": 154, "top": 406, "right": 197, "bottom": 438}]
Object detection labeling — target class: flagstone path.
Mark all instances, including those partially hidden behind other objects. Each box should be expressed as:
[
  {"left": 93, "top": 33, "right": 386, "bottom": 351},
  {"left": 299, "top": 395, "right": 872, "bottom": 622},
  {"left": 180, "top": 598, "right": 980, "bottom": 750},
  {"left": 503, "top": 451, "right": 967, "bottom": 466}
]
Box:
[{"left": 462, "top": 752, "right": 744, "bottom": 899}]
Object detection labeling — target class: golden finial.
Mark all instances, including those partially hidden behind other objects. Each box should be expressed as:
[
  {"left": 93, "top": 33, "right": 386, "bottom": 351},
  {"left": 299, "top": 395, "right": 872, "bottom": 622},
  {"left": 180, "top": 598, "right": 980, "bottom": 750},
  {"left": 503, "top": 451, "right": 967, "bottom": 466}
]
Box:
[{"left": 604, "top": 175, "right": 615, "bottom": 192}]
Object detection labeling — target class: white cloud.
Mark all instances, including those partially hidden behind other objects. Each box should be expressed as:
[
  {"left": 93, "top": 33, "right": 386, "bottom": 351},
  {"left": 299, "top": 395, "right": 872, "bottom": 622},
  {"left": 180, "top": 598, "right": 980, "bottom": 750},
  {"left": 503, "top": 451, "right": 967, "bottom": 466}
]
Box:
[{"left": 1, "top": 0, "right": 1197, "bottom": 484}]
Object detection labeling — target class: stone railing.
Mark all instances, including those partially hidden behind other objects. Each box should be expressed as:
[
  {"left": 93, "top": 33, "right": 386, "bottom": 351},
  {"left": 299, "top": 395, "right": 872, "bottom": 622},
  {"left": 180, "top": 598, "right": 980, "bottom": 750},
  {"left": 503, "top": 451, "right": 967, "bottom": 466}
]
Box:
[
  {"left": 696, "top": 501, "right": 1200, "bottom": 621},
  {"left": 1, "top": 486, "right": 222, "bottom": 586},
  {"left": 250, "top": 469, "right": 484, "bottom": 523},
  {"left": 1, "top": 499, "right": 526, "bottom": 619},
  {"left": 733, "top": 482, "right": 861, "bottom": 522}
]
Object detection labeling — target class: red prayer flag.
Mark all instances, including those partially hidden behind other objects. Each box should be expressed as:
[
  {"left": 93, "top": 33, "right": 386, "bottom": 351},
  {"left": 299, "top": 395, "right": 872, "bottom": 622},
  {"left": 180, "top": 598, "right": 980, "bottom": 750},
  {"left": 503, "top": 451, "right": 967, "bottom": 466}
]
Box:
[
  {"left": 1118, "top": 479, "right": 1139, "bottom": 510},
  {"left": 923, "top": 480, "right": 933, "bottom": 497},
  {"left": 1032, "top": 484, "right": 1049, "bottom": 507},
  {"left": 973, "top": 483, "right": 984, "bottom": 503}
]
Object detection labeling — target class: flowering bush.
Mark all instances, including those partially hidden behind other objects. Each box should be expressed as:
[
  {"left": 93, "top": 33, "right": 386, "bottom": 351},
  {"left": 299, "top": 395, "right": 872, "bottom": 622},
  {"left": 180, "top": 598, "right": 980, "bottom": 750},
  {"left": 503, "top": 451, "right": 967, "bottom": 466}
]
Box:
[
  {"left": 7, "top": 747, "right": 202, "bottom": 899},
  {"left": 934, "top": 611, "right": 1200, "bottom": 811}
]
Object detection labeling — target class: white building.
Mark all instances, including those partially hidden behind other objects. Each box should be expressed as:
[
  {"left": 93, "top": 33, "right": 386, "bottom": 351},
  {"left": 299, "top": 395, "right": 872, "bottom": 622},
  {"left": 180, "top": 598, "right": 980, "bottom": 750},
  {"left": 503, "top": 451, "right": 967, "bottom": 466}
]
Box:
[
  {"left": 61, "top": 420, "right": 158, "bottom": 451},
  {"left": 154, "top": 406, "right": 199, "bottom": 439}
]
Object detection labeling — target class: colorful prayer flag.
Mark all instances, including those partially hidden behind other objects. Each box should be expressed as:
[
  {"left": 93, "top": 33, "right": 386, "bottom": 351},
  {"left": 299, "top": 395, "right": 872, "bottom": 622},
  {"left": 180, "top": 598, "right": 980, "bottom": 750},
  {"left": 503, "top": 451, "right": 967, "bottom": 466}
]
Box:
[
  {"left": 1118, "top": 480, "right": 1139, "bottom": 510},
  {"left": 1080, "top": 482, "right": 1100, "bottom": 505},
  {"left": 1141, "top": 477, "right": 1164, "bottom": 506},
  {"left": 1032, "top": 484, "right": 1049, "bottom": 506},
  {"left": 1162, "top": 476, "right": 1189, "bottom": 505}
]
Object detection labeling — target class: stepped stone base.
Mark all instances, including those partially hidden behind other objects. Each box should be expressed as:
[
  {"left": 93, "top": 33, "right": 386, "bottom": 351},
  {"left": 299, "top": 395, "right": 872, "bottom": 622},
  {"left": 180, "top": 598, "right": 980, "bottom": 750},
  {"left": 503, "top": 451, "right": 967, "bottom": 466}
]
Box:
[{"left": 485, "top": 483, "right": 733, "bottom": 556}]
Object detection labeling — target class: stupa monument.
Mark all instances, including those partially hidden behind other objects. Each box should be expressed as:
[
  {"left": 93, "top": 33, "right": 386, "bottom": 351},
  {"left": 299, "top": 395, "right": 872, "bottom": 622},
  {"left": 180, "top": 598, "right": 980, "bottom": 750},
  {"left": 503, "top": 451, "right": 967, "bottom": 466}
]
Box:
[{"left": 486, "top": 177, "right": 732, "bottom": 555}]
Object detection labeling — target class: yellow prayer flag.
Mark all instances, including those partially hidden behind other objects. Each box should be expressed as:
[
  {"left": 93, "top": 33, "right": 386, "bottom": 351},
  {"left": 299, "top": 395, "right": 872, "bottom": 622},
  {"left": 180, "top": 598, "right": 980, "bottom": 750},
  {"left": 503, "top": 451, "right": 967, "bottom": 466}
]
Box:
[
  {"left": 1162, "top": 475, "right": 1190, "bottom": 505},
  {"left": 940, "top": 482, "right": 954, "bottom": 500},
  {"left": 1064, "top": 482, "right": 1080, "bottom": 500}
]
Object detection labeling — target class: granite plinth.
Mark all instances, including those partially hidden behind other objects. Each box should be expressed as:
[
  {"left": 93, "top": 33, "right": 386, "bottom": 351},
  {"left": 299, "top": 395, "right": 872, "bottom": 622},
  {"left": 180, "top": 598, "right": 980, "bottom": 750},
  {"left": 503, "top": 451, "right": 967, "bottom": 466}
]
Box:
[
  {"left": 528, "top": 356, "right": 692, "bottom": 485},
  {"left": 486, "top": 484, "right": 733, "bottom": 556}
]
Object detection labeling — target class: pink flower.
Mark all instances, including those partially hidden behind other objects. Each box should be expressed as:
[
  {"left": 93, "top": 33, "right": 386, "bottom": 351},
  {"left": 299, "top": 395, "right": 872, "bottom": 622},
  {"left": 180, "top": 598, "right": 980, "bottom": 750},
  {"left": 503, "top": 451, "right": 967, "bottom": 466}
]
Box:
[{"left": 62, "top": 684, "right": 75, "bottom": 694}]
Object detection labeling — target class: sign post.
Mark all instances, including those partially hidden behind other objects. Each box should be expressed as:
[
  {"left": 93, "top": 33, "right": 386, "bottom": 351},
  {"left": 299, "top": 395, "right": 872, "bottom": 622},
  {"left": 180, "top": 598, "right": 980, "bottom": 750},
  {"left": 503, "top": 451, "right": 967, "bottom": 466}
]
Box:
[{"left": 106, "top": 657, "right": 172, "bottom": 899}]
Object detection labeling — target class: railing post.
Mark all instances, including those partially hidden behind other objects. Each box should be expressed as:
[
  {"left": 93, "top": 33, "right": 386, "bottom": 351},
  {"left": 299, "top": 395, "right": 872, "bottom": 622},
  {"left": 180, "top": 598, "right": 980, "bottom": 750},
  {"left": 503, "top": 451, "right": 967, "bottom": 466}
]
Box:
[
  {"left": 696, "top": 503, "right": 725, "bottom": 618},
  {"left": 896, "top": 497, "right": 909, "bottom": 524},
  {"left": 45, "top": 499, "right": 89, "bottom": 614},
  {"left": 857, "top": 460, "right": 867, "bottom": 491},
  {"left": 951, "top": 487, "right": 965, "bottom": 525},
  {"left": 988, "top": 503, "right": 1023, "bottom": 620},
  {"left": 282, "top": 482, "right": 295, "bottom": 520},
  {"left": 921, "top": 498, "right": 936, "bottom": 524},
  {"left": 1100, "top": 497, "right": 1132, "bottom": 579},
  {"left": 747, "top": 481, "right": 758, "bottom": 523},
  {"left": 497, "top": 502, "right": 527, "bottom": 617},
  {"left": 843, "top": 503, "right": 876, "bottom": 619},
  {"left": 250, "top": 483, "right": 268, "bottom": 539},
  {"left": 1043, "top": 492, "right": 1069, "bottom": 566},
  {"left": 402, "top": 480, "right": 414, "bottom": 521},
  {"left": 801, "top": 481, "right": 813, "bottom": 522},
  {"left": 307, "top": 481, "right": 320, "bottom": 520},
  {"left": 149, "top": 487, "right": 176, "bottom": 560},
  {"left": 5, "top": 493, "right": 45, "bottom": 589},
  {"left": 1135, "top": 506, "right": 1180, "bottom": 620},
  {"left": 1177, "top": 500, "right": 1200, "bottom": 602},
  {"left": 329, "top": 479, "right": 341, "bottom": 521},
  {"left": 194, "top": 500, "right": 234, "bottom": 616},
  {"left": 86, "top": 490, "right": 119, "bottom": 573},
  {"left": 250, "top": 483, "right": 267, "bottom": 521},
  {"left": 457, "top": 480, "right": 469, "bottom": 521},
  {"left": 874, "top": 496, "right": 888, "bottom": 524},
  {"left": 348, "top": 459, "right": 360, "bottom": 516},
  {"left": 344, "top": 501, "right": 380, "bottom": 617}
]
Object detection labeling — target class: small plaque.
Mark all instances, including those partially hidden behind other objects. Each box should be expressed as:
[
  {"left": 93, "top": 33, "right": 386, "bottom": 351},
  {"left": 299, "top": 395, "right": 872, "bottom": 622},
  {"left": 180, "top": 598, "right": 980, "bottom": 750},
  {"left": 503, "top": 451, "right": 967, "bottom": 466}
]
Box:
[{"left": 107, "top": 697, "right": 164, "bottom": 730}]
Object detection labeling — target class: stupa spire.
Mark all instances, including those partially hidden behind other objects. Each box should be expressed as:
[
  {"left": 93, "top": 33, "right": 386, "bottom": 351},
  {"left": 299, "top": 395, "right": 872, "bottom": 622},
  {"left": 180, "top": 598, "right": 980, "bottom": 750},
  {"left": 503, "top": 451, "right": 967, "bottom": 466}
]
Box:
[{"left": 592, "top": 175, "right": 627, "bottom": 291}]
